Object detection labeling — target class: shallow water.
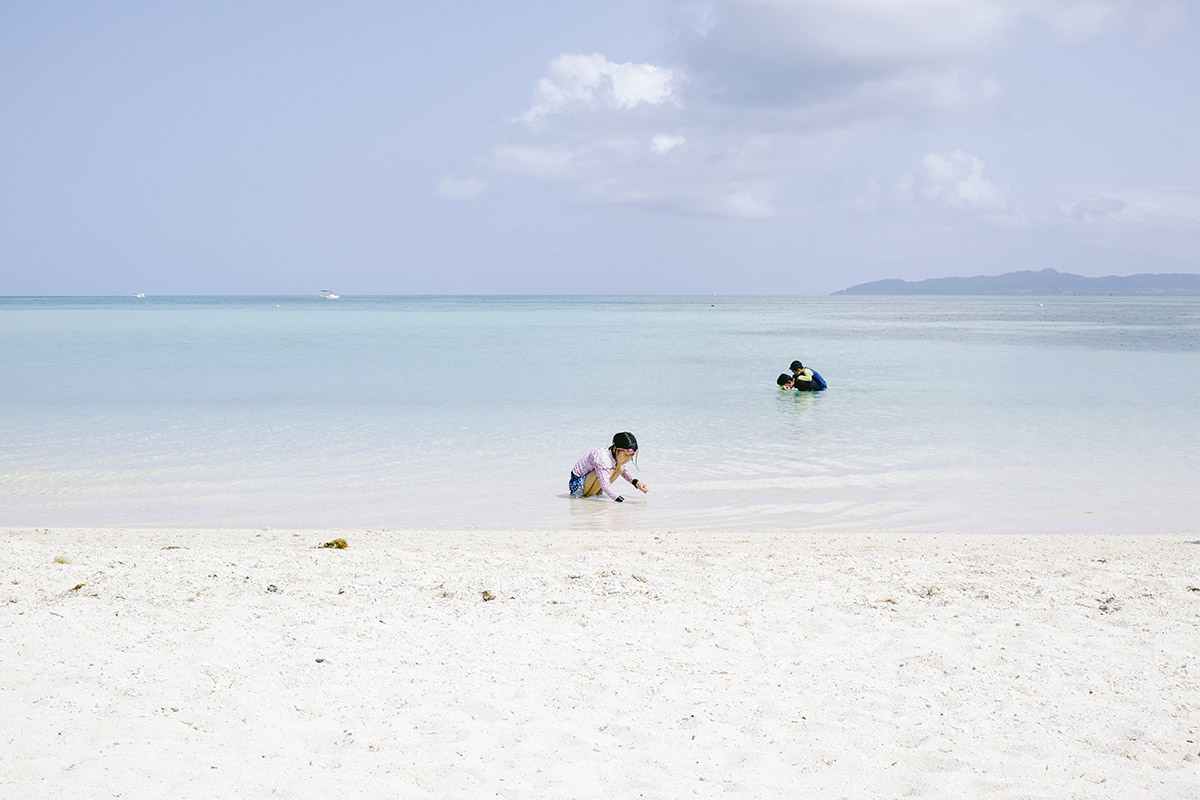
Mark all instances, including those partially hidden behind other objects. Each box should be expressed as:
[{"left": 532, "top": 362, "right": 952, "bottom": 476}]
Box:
[{"left": 2, "top": 295, "right": 1197, "bottom": 532}]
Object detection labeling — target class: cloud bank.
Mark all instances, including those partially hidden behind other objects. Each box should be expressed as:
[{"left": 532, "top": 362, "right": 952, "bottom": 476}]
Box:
[
  {"left": 1065, "top": 190, "right": 1200, "bottom": 229},
  {"left": 461, "top": 0, "right": 1189, "bottom": 230}
]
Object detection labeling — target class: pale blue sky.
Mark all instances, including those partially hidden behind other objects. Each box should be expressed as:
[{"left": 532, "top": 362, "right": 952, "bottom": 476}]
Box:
[{"left": 2, "top": 0, "right": 1197, "bottom": 295}]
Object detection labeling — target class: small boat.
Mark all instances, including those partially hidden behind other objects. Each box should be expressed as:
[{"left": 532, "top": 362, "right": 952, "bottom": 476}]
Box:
[
  {"left": 133, "top": 292, "right": 146, "bottom": 298},
  {"left": 318, "top": 290, "right": 340, "bottom": 299}
]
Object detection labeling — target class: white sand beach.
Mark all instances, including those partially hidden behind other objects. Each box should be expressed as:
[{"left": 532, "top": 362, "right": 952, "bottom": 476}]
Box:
[{"left": 3, "top": 528, "right": 1198, "bottom": 799}]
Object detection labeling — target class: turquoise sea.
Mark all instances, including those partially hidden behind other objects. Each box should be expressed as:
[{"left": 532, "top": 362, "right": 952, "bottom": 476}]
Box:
[{"left": 2, "top": 295, "right": 1197, "bottom": 533}]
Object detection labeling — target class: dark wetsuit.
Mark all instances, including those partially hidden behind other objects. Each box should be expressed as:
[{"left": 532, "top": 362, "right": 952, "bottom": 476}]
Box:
[{"left": 793, "top": 369, "right": 827, "bottom": 391}]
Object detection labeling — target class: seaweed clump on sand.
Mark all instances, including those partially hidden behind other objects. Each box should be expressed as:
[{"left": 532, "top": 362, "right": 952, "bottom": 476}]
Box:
[{"left": 318, "top": 538, "right": 349, "bottom": 549}]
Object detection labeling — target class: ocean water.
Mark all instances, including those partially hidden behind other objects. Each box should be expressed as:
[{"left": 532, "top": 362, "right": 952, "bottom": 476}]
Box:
[{"left": 2, "top": 295, "right": 1197, "bottom": 533}]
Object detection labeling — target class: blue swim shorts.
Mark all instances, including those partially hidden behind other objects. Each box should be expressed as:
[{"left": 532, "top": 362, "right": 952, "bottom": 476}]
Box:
[{"left": 568, "top": 472, "right": 586, "bottom": 498}]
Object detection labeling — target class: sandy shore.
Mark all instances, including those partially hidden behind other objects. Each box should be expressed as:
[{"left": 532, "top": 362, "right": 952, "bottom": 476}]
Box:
[{"left": 3, "top": 528, "right": 1198, "bottom": 799}]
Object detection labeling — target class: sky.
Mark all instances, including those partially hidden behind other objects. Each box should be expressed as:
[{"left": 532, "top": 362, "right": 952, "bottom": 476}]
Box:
[{"left": 2, "top": 0, "right": 1198, "bottom": 295}]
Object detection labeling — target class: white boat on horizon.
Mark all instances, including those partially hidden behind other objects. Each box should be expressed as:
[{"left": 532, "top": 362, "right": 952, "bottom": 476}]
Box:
[
  {"left": 318, "top": 290, "right": 340, "bottom": 299},
  {"left": 133, "top": 292, "right": 146, "bottom": 298}
]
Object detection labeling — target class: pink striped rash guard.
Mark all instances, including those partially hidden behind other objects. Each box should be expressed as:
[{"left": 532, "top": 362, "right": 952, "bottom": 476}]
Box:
[{"left": 571, "top": 446, "right": 636, "bottom": 501}]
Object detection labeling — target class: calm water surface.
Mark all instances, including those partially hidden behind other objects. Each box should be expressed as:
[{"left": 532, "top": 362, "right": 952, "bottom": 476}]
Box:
[{"left": 2, "top": 295, "right": 1197, "bottom": 533}]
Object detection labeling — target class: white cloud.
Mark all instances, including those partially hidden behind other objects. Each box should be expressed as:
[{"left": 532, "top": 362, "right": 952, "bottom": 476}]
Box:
[
  {"left": 435, "top": 175, "right": 486, "bottom": 201},
  {"left": 520, "top": 53, "right": 679, "bottom": 124},
  {"left": 1067, "top": 193, "right": 1127, "bottom": 222},
  {"left": 1064, "top": 190, "right": 1200, "bottom": 229},
  {"left": 921, "top": 150, "right": 1010, "bottom": 211},
  {"left": 651, "top": 134, "right": 686, "bottom": 154}
]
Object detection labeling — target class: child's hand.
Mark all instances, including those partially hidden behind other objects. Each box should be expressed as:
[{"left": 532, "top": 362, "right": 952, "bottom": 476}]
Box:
[{"left": 637, "top": 482, "right": 649, "bottom": 493}]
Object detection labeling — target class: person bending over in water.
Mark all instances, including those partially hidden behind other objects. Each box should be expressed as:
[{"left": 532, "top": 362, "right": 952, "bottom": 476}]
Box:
[
  {"left": 777, "top": 373, "right": 796, "bottom": 390},
  {"left": 789, "top": 359, "right": 827, "bottom": 391},
  {"left": 569, "top": 432, "right": 648, "bottom": 503}
]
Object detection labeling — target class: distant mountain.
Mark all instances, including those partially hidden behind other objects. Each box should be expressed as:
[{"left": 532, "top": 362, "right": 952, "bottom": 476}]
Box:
[{"left": 833, "top": 268, "right": 1200, "bottom": 296}]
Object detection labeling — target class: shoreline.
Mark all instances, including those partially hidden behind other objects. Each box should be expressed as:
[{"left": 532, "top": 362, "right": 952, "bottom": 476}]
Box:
[{"left": 4, "top": 528, "right": 1198, "bottom": 798}]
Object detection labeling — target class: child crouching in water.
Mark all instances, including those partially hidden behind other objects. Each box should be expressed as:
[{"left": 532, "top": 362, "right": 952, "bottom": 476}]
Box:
[
  {"left": 569, "top": 432, "right": 648, "bottom": 503},
  {"left": 779, "top": 360, "right": 827, "bottom": 391}
]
